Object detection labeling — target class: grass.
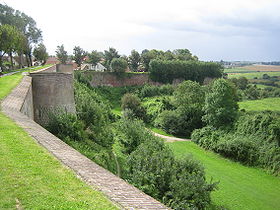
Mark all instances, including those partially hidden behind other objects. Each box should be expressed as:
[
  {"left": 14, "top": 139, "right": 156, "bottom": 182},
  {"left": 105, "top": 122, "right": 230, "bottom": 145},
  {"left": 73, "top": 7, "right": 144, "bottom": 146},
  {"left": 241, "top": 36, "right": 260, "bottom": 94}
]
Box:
[
  {"left": 168, "top": 141, "right": 280, "bottom": 210},
  {"left": 0, "top": 65, "right": 52, "bottom": 100},
  {"left": 227, "top": 71, "right": 280, "bottom": 79},
  {"left": 238, "top": 97, "right": 280, "bottom": 111},
  {"left": 0, "top": 69, "right": 117, "bottom": 209}
]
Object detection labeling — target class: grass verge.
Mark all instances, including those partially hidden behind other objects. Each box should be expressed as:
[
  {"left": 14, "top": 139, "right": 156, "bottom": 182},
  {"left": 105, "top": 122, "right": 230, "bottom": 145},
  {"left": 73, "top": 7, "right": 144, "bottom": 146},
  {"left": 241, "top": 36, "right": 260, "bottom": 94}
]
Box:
[{"left": 168, "top": 141, "right": 280, "bottom": 210}]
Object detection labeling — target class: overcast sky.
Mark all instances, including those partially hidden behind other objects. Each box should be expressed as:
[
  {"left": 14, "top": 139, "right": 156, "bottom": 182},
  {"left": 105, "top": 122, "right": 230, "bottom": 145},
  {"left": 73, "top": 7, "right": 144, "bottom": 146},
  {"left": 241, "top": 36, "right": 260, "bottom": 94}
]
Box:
[{"left": 1, "top": 0, "right": 280, "bottom": 61}]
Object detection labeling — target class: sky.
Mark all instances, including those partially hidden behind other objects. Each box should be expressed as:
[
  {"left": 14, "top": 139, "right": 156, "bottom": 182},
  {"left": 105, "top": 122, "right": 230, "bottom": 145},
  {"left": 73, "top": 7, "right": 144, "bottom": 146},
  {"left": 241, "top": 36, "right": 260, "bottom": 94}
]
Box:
[{"left": 1, "top": 0, "right": 280, "bottom": 61}]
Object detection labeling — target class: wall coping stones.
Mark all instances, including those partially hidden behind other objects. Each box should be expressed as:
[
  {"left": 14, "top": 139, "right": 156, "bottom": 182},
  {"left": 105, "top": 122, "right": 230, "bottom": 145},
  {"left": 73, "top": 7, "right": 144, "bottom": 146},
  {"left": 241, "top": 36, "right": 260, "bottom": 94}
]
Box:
[{"left": 1, "top": 70, "right": 169, "bottom": 209}]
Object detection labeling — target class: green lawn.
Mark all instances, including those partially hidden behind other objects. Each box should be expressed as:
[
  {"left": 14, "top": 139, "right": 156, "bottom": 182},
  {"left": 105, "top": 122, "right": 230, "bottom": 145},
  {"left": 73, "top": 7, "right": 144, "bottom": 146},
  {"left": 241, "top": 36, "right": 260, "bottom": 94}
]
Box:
[
  {"left": 168, "top": 141, "right": 280, "bottom": 210},
  {"left": 239, "top": 97, "right": 280, "bottom": 111},
  {"left": 0, "top": 69, "right": 117, "bottom": 209},
  {"left": 224, "top": 68, "right": 257, "bottom": 73}
]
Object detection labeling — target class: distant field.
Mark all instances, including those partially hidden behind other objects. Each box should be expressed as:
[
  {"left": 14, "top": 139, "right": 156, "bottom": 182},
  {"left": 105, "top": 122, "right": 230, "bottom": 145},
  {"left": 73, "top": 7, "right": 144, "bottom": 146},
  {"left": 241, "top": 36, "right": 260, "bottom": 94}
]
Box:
[
  {"left": 225, "top": 65, "right": 280, "bottom": 79},
  {"left": 168, "top": 141, "right": 280, "bottom": 210},
  {"left": 239, "top": 97, "right": 280, "bottom": 111},
  {"left": 227, "top": 71, "right": 280, "bottom": 79}
]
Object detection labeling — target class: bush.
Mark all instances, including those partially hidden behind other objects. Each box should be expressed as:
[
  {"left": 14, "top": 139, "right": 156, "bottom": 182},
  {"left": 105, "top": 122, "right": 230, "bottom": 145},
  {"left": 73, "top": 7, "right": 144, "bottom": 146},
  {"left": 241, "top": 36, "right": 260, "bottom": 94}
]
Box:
[
  {"left": 46, "top": 112, "right": 86, "bottom": 141},
  {"left": 127, "top": 137, "right": 216, "bottom": 209},
  {"left": 110, "top": 58, "right": 128, "bottom": 72},
  {"left": 121, "top": 93, "right": 146, "bottom": 121},
  {"left": 138, "top": 84, "right": 174, "bottom": 98}
]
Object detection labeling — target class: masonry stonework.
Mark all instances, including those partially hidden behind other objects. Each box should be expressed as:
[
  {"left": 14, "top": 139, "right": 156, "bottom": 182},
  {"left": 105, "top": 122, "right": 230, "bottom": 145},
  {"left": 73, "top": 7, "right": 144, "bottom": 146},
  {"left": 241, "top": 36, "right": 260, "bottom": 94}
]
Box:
[{"left": 30, "top": 72, "right": 76, "bottom": 125}]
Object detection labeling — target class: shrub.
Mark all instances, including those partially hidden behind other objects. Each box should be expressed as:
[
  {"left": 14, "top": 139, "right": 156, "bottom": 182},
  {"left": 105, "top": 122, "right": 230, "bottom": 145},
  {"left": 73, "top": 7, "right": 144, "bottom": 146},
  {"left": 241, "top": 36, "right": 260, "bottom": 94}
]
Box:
[
  {"left": 110, "top": 58, "right": 128, "bottom": 72},
  {"left": 46, "top": 112, "right": 86, "bottom": 141},
  {"left": 127, "top": 137, "right": 216, "bottom": 209},
  {"left": 121, "top": 93, "right": 146, "bottom": 121},
  {"left": 138, "top": 84, "right": 174, "bottom": 98}
]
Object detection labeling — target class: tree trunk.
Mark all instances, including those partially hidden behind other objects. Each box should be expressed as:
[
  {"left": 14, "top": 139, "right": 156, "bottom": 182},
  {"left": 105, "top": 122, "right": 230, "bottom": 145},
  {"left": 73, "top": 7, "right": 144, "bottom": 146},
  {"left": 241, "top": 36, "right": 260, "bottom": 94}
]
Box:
[
  {"left": 9, "top": 52, "right": 14, "bottom": 70},
  {"left": 25, "top": 53, "right": 30, "bottom": 67},
  {"left": 18, "top": 53, "right": 23, "bottom": 69},
  {"left": 28, "top": 53, "right": 33, "bottom": 66}
]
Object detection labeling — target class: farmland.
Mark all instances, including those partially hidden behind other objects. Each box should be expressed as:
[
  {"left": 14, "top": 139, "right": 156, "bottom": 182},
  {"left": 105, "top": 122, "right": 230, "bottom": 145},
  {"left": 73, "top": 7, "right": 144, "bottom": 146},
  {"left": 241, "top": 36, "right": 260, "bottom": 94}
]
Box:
[{"left": 239, "top": 97, "right": 280, "bottom": 111}]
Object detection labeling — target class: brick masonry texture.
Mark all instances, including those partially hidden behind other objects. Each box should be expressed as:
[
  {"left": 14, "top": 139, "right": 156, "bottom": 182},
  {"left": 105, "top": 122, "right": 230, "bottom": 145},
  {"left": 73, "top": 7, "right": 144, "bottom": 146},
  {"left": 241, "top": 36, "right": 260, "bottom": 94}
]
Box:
[{"left": 1, "top": 69, "right": 168, "bottom": 209}]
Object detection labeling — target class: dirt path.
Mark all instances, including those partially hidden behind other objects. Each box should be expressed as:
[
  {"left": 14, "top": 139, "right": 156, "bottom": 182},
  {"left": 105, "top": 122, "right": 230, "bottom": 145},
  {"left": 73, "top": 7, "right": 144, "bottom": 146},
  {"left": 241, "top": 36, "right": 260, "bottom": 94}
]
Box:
[{"left": 151, "top": 131, "right": 191, "bottom": 142}]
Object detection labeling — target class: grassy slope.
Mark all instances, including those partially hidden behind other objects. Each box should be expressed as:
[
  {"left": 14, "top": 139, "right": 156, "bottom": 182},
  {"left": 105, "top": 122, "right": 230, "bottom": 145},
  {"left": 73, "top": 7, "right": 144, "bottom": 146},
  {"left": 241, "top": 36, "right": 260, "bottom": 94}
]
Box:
[
  {"left": 0, "top": 68, "right": 117, "bottom": 209},
  {"left": 227, "top": 71, "right": 280, "bottom": 79},
  {"left": 239, "top": 97, "right": 280, "bottom": 111},
  {"left": 168, "top": 141, "right": 280, "bottom": 210}
]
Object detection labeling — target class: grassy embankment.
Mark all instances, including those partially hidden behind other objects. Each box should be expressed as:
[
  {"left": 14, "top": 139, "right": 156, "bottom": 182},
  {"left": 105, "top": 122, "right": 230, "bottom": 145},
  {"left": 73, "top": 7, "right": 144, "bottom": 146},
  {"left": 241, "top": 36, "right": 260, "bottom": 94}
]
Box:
[
  {"left": 0, "top": 67, "right": 117, "bottom": 209},
  {"left": 168, "top": 141, "right": 280, "bottom": 210}
]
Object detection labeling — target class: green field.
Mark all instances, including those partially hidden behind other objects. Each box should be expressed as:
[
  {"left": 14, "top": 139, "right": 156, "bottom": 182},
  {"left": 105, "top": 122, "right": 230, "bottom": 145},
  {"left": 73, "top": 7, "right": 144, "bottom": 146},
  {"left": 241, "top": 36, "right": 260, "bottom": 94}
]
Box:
[
  {"left": 0, "top": 69, "right": 117, "bottom": 209},
  {"left": 224, "top": 68, "right": 257, "bottom": 73},
  {"left": 168, "top": 141, "right": 280, "bottom": 210},
  {"left": 227, "top": 71, "right": 280, "bottom": 79},
  {"left": 239, "top": 97, "right": 280, "bottom": 111}
]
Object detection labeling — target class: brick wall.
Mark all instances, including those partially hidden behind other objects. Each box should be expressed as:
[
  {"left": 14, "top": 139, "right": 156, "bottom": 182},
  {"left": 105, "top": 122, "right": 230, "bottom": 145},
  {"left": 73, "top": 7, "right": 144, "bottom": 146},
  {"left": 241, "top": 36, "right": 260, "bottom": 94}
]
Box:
[{"left": 85, "top": 72, "right": 162, "bottom": 87}]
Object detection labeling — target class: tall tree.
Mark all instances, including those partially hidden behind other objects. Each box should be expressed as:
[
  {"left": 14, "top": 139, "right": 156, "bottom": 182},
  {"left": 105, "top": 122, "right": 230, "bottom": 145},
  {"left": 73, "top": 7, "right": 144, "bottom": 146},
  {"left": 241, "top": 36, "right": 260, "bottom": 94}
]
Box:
[
  {"left": 0, "top": 3, "right": 42, "bottom": 67},
  {"left": 0, "top": 24, "right": 22, "bottom": 69},
  {"left": 73, "top": 46, "right": 85, "bottom": 67},
  {"left": 104, "top": 47, "right": 120, "bottom": 69},
  {"left": 173, "top": 49, "right": 197, "bottom": 61},
  {"left": 128, "top": 50, "right": 141, "bottom": 72},
  {"left": 203, "top": 79, "right": 238, "bottom": 128},
  {"left": 87, "top": 50, "right": 102, "bottom": 66},
  {"left": 33, "top": 43, "right": 48, "bottom": 65},
  {"left": 56, "top": 45, "right": 68, "bottom": 64}
]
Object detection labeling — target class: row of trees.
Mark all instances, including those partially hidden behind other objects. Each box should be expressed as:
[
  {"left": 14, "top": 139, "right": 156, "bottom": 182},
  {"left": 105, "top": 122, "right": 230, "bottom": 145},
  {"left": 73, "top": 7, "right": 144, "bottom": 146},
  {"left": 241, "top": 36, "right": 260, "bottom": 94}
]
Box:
[
  {"left": 56, "top": 45, "right": 199, "bottom": 72},
  {"left": 0, "top": 4, "right": 48, "bottom": 70}
]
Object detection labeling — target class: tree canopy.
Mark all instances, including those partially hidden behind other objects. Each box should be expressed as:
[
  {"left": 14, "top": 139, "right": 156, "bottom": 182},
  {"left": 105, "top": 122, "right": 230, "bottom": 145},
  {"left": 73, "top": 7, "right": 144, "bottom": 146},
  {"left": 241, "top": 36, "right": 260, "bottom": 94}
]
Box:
[{"left": 56, "top": 45, "right": 68, "bottom": 64}]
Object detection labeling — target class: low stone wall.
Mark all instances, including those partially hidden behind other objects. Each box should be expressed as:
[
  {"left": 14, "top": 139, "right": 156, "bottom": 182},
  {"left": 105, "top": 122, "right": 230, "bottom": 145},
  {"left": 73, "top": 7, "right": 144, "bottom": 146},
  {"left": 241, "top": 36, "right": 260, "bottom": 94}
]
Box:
[{"left": 85, "top": 71, "right": 162, "bottom": 87}]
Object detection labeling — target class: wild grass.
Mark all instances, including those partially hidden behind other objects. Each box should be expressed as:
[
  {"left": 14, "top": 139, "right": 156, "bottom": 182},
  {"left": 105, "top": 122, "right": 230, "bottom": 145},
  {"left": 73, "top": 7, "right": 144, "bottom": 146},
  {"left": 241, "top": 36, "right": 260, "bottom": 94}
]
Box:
[{"left": 168, "top": 141, "right": 280, "bottom": 210}]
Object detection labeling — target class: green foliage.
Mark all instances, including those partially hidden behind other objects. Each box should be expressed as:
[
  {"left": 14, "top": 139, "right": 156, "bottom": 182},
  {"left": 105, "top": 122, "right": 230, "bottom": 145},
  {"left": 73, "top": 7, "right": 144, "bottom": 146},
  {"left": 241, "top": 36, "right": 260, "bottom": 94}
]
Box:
[
  {"left": 33, "top": 43, "right": 48, "bottom": 64},
  {"left": 56, "top": 44, "right": 68, "bottom": 64},
  {"left": 128, "top": 49, "right": 141, "bottom": 71},
  {"left": 46, "top": 112, "right": 86, "bottom": 141},
  {"left": 73, "top": 46, "right": 86, "bottom": 67},
  {"left": 126, "top": 132, "right": 216, "bottom": 209},
  {"left": 203, "top": 79, "right": 238, "bottom": 128},
  {"left": 121, "top": 93, "right": 146, "bottom": 121},
  {"left": 229, "top": 76, "right": 248, "bottom": 90},
  {"left": 138, "top": 84, "right": 174, "bottom": 98},
  {"left": 192, "top": 112, "right": 280, "bottom": 175},
  {"left": 87, "top": 50, "right": 102, "bottom": 66},
  {"left": 104, "top": 47, "right": 120, "bottom": 69},
  {"left": 149, "top": 59, "right": 223, "bottom": 84},
  {"left": 110, "top": 58, "right": 128, "bottom": 72}
]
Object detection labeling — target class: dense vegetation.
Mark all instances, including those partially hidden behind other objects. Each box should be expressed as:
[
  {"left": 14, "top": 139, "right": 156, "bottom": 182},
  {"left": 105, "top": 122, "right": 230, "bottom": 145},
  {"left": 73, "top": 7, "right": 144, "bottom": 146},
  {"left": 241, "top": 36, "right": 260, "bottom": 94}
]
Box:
[
  {"left": 46, "top": 75, "right": 218, "bottom": 209},
  {"left": 149, "top": 60, "right": 223, "bottom": 84}
]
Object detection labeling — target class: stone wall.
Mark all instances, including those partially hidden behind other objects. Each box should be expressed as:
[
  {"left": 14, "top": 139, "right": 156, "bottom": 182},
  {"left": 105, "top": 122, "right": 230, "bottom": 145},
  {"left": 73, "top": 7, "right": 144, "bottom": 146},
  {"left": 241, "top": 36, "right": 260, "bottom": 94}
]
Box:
[
  {"left": 30, "top": 72, "right": 76, "bottom": 125},
  {"left": 56, "top": 64, "right": 73, "bottom": 74},
  {"left": 85, "top": 71, "right": 162, "bottom": 87},
  {"left": 20, "top": 76, "right": 34, "bottom": 119}
]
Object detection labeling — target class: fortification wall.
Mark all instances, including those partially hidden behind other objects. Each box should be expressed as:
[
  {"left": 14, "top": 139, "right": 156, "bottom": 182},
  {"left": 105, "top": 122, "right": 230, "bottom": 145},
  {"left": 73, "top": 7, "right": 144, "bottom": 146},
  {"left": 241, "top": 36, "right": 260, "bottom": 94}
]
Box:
[
  {"left": 30, "top": 72, "right": 76, "bottom": 125},
  {"left": 56, "top": 64, "right": 73, "bottom": 74},
  {"left": 20, "top": 76, "right": 34, "bottom": 119},
  {"left": 85, "top": 71, "right": 162, "bottom": 87}
]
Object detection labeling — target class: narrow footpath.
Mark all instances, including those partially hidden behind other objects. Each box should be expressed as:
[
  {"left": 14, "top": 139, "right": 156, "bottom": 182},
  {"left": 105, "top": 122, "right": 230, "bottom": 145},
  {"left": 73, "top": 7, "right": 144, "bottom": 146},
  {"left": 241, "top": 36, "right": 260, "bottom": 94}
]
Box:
[{"left": 151, "top": 131, "right": 191, "bottom": 142}]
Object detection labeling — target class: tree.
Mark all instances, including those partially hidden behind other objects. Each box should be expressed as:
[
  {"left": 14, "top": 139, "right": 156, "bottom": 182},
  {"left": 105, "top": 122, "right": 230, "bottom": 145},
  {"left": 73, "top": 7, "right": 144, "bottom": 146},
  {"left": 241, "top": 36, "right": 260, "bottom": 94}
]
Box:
[
  {"left": 128, "top": 50, "right": 141, "bottom": 72},
  {"left": 203, "top": 79, "right": 239, "bottom": 128},
  {"left": 0, "top": 3, "right": 42, "bottom": 67},
  {"left": 104, "top": 47, "right": 120, "bottom": 69},
  {"left": 110, "top": 58, "right": 127, "bottom": 72},
  {"left": 33, "top": 43, "right": 48, "bottom": 64},
  {"left": 73, "top": 46, "right": 85, "bottom": 67},
  {"left": 121, "top": 93, "right": 146, "bottom": 121},
  {"left": 0, "top": 24, "right": 22, "bottom": 69},
  {"left": 88, "top": 50, "right": 102, "bottom": 66},
  {"left": 56, "top": 44, "right": 68, "bottom": 64},
  {"left": 173, "top": 49, "right": 196, "bottom": 61}
]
